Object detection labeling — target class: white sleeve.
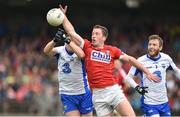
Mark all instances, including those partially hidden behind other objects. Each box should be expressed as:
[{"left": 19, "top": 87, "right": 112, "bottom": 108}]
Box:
[
  {"left": 168, "top": 56, "right": 180, "bottom": 79},
  {"left": 125, "top": 73, "right": 138, "bottom": 88},
  {"left": 53, "top": 47, "right": 61, "bottom": 54},
  {"left": 174, "top": 68, "right": 180, "bottom": 79},
  {"left": 124, "top": 66, "right": 139, "bottom": 88}
]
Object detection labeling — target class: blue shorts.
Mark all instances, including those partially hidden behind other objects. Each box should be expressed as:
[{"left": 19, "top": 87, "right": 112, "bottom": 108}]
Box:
[
  {"left": 142, "top": 102, "right": 171, "bottom": 117},
  {"left": 60, "top": 91, "right": 93, "bottom": 114}
]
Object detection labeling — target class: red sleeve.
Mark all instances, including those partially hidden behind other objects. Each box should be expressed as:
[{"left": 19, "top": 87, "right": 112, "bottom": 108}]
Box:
[{"left": 112, "top": 46, "right": 123, "bottom": 59}]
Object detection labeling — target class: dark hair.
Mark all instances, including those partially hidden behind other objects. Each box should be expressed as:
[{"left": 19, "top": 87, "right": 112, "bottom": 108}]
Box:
[
  {"left": 93, "top": 25, "right": 108, "bottom": 38},
  {"left": 148, "top": 34, "right": 163, "bottom": 47}
]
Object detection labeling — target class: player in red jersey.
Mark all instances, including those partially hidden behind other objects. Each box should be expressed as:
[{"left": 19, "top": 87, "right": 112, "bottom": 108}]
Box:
[{"left": 59, "top": 5, "right": 160, "bottom": 116}]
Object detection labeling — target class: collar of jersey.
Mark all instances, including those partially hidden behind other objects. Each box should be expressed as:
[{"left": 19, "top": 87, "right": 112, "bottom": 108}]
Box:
[
  {"left": 65, "top": 47, "right": 74, "bottom": 56},
  {"left": 92, "top": 46, "right": 104, "bottom": 50},
  {"left": 147, "top": 54, "right": 161, "bottom": 61}
]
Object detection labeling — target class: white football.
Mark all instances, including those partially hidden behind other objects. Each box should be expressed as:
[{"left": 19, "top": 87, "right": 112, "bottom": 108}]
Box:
[{"left": 46, "top": 8, "right": 65, "bottom": 26}]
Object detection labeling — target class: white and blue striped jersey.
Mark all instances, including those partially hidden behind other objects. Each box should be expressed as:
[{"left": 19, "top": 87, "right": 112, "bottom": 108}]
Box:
[
  {"left": 54, "top": 46, "right": 90, "bottom": 95},
  {"left": 128, "top": 52, "right": 180, "bottom": 105}
]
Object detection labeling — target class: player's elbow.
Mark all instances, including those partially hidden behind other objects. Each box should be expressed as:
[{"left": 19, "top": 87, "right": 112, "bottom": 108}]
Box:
[
  {"left": 43, "top": 47, "right": 48, "bottom": 54},
  {"left": 43, "top": 48, "right": 50, "bottom": 55},
  {"left": 127, "top": 56, "right": 136, "bottom": 64},
  {"left": 122, "top": 54, "right": 133, "bottom": 63}
]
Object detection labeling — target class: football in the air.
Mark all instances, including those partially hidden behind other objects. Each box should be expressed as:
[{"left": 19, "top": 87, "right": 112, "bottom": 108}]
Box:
[{"left": 46, "top": 8, "right": 64, "bottom": 26}]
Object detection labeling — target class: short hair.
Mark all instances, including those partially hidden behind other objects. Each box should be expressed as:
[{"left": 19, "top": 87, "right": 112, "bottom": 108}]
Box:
[
  {"left": 148, "top": 34, "right": 163, "bottom": 47},
  {"left": 93, "top": 25, "right": 108, "bottom": 38}
]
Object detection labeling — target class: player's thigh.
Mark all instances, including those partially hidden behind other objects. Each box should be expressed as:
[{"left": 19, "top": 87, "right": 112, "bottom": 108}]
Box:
[
  {"left": 92, "top": 91, "right": 114, "bottom": 116},
  {"left": 159, "top": 102, "right": 171, "bottom": 117},
  {"left": 61, "top": 94, "right": 79, "bottom": 114},
  {"left": 115, "top": 99, "right": 135, "bottom": 116},
  {"left": 65, "top": 110, "right": 81, "bottom": 116},
  {"left": 142, "top": 104, "right": 159, "bottom": 116},
  {"left": 79, "top": 91, "right": 93, "bottom": 115},
  {"left": 160, "top": 110, "right": 171, "bottom": 117},
  {"left": 92, "top": 85, "right": 126, "bottom": 116}
]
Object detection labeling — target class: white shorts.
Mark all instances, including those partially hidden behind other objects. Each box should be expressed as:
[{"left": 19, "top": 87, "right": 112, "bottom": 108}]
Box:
[{"left": 92, "top": 84, "right": 126, "bottom": 116}]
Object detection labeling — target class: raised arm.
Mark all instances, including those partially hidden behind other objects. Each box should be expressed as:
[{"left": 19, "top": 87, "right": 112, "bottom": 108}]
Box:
[
  {"left": 53, "top": 28, "right": 85, "bottom": 58},
  {"left": 44, "top": 28, "right": 85, "bottom": 58},
  {"left": 67, "top": 40, "right": 85, "bottom": 58},
  {"left": 59, "top": 5, "right": 84, "bottom": 47},
  {"left": 44, "top": 29, "right": 64, "bottom": 56},
  {"left": 43, "top": 40, "right": 57, "bottom": 56},
  {"left": 120, "top": 54, "right": 160, "bottom": 82}
]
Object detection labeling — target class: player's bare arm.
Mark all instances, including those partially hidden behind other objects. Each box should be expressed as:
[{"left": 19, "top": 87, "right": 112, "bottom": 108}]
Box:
[
  {"left": 44, "top": 27, "right": 85, "bottom": 59},
  {"left": 44, "top": 28, "right": 66, "bottom": 56},
  {"left": 54, "top": 28, "right": 85, "bottom": 59},
  {"left": 59, "top": 4, "right": 84, "bottom": 47},
  {"left": 68, "top": 41, "right": 85, "bottom": 58},
  {"left": 43, "top": 40, "right": 57, "bottom": 56},
  {"left": 120, "top": 54, "right": 160, "bottom": 82}
]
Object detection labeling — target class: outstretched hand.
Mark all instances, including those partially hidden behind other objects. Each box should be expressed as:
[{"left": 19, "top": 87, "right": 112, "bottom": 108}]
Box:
[
  {"left": 53, "top": 28, "right": 67, "bottom": 43},
  {"left": 146, "top": 73, "right": 161, "bottom": 82},
  {"left": 59, "top": 4, "right": 67, "bottom": 14},
  {"left": 53, "top": 28, "right": 71, "bottom": 44}
]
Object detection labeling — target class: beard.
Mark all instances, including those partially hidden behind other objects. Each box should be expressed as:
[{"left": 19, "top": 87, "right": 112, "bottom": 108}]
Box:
[{"left": 148, "top": 49, "right": 160, "bottom": 58}]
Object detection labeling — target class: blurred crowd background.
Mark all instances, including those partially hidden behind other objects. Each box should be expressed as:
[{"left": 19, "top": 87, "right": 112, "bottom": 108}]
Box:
[{"left": 0, "top": 0, "right": 180, "bottom": 116}]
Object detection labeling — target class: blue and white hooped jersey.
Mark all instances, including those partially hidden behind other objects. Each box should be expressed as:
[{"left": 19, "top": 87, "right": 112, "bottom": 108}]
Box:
[
  {"left": 129, "top": 52, "right": 179, "bottom": 105},
  {"left": 54, "top": 46, "right": 90, "bottom": 95}
]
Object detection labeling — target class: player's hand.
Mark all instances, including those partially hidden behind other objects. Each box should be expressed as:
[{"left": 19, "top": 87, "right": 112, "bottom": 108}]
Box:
[
  {"left": 135, "top": 85, "right": 148, "bottom": 95},
  {"left": 53, "top": 28, "right": 71, "bottom": 44},
  {"left": 146, "top": 73, "right": 161, "bottom": 82},
  {"left": 64, "top": 37, "right": 71, "bottom": 44},
  {"left": 53, "top": 28, "right": 67, "bottom": 43},
  {"left": 59, "top": 5, "right": 67, "bottom": 14}
]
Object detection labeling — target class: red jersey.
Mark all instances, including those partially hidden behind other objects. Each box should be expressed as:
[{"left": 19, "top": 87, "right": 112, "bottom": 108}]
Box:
[{"left": 83, "top": 39, "right": 123, "bottom": 88}]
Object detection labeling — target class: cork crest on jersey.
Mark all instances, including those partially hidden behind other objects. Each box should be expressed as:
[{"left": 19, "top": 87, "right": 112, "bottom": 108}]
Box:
[{"left": 90, "top": 50, "right": 111, "bottom": 63}]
